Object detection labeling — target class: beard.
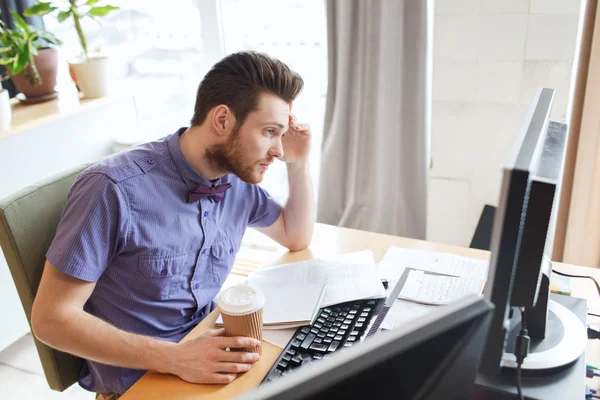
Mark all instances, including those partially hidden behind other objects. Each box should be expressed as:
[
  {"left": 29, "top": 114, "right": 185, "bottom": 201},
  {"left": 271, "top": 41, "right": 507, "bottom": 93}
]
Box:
[{"left": 204, "top": 129, "right": 270, "bottom": 184}]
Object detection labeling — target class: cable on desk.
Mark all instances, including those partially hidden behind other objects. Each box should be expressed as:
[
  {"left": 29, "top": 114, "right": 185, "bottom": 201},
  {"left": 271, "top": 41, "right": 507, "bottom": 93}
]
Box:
[
  {"left": 589, "top": 313, "right": 600, "bottom": 318},
  {"left": 514, "top": 308, "right": 529, "bottom": 400},
  {"left": 552, "top": 269, "right": 600, "bottom": 297}
]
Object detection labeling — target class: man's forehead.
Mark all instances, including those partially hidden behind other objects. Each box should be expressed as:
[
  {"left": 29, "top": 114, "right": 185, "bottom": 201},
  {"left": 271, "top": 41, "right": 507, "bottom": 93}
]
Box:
[{"left": 256, "top": 94, "right": 290, "bottom": 119}]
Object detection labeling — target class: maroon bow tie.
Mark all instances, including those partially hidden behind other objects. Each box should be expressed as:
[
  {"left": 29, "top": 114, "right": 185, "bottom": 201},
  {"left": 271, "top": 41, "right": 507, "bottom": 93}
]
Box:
[{"left": 188, "top": 183, "right": 232, "bottom": 203}]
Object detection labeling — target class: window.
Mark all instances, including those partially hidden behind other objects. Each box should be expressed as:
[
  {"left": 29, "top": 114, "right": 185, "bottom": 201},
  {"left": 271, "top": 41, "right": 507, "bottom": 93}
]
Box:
[{"left": 44, "top": 0, "right": 328, "bottom": 202}]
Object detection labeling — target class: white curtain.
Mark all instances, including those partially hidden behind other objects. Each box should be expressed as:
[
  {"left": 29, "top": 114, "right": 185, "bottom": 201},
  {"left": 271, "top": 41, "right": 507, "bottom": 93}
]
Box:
[{"left": 317, "top": 0, "right": 431, "bottom": 239}]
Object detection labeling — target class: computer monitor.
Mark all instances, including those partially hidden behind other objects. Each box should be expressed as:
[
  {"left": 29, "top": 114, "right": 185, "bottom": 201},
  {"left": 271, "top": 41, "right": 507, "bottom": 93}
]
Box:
[
  {"left": 475, "top": 88, "right": 587, "bottom": 398},
  {"left": 234, "top": 295, "right": 493, "bottom": 400}
]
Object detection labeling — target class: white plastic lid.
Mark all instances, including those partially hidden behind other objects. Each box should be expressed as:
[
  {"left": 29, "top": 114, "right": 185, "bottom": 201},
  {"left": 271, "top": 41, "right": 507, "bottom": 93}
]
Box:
[{"left": 218, "top": 284, "right": 265, "bottom": 316}]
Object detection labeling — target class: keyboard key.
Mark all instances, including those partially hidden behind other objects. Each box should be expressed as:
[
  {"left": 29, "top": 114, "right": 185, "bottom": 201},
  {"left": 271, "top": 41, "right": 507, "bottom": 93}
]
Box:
[
  {"left": 355, "top": 323, "right": 363, "bottom": 328},
  {"left": 324, "top": 338, "right": 332, "bottom": 343},
  {"left": 333, "top": 322, "right": 342, "bottom": 327},
  {"left": 310, "top": 328, "right": 319, "bottom": 334},
  {"left": 297, "top": 333, "right": 307, "bottom": 341},
  {"left": 313, "top": 353, "right": 324, "bottom": 360},
  {"left": 317, "top": 318, "right": 326, "bottom": 324},
  {"left": 291, "top": 356, "right": 303, "bottom": 366},
  {"left": 351, "top": 330, "right": 360, "bottom": 336},
  {"left": 358, "top": 317, "right": 366, "bottom": 323},
  {"left": 364, "top": 308, "right": 372, "bottom": 312},
  {"left": 341, "top": 324, "right": 349, "bottom": 329},
  {"left": 278, "top": 361, "right": 288, "bottom": 369},
  {"left": 309, "top": 343, "right": 329, "bottom": 352},
  {"left": 360, "top": 312, "right": 369, "bottom": 317},
  {"left": 314, "top": 337, "right": 323, "bottom": 343},
  {"left": 300, "top": 333, "right": 316, "bottom": 349},
  {"left": 352, "top": 305, "right": 360, "bottom": 309},
  {"left": 301, "top": 327, "right": 310, "bottom": 334},
  {"left": 327, "top": 332, "right": 335, "bottom": 338},
  {"left": 286, "top": 349, "right": 296, "bottom": 357},
  {"left": 268, "top": 369, "right": 282, "bottom": 381},
  {"left": 367, "top": 300, "right": 376, "bottom": 305},
  {"left": 331, "top": 311, "right": 339, "bottom": 317},
  {"left": 324, "top": 308, "right": 332, "bottom": 313},
  {"left": 342, "top": 307, "right": 350, "bottom": 311},
  {"left": 349, "top": 310, "right": 357, "bottom": 315},
  {"left": 291, "top": 339, "right": 302, "bottom": 348},
  {"left": 344, "top": 342, "right": 353, "bottom": 347},
  {"left": 338, "top": 330, "right": 347, "bottom": 335},
  {"left": 348, "top": 335, "right": 357, "bottom": 342},
  {"left": 314, "top": 323, "right": 323, "bottom": 329},
  {"left": 317, "top": 332, "right": 326, "bottom": 338},
  {"left": 327, "top": 317, "right": 335, "bottom": 322},
  {"left": 333, "top": 307, "right": 341, "bottom": 312},
  {"left": 334, "top": 335, "right": 343, "bottom": 341},
  {"left": 324, "top": 322, "right": 333, "bottom": 328},
  {"left": 328, "top": 341, "right": 340, "bottom": 352},
  {"left": 344, "top": 319, "right": 353, "bottom": 324},
  {"left": 282, "top": 354, "right": 292, "bottom": 362},
  {"left": 330, "top": 327, "right": 339, "bottom": 333}
]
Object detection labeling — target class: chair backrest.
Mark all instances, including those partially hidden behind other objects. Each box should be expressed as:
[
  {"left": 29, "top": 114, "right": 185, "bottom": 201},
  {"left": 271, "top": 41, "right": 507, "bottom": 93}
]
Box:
[{"left": 0, "top": 164, "right": 91, "bottom": 391}]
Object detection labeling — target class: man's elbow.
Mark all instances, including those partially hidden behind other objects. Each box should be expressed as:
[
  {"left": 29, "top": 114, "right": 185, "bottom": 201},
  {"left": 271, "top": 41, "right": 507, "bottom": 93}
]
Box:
[
  {"left": 31, "top": 299, "right": 59, "bottom": 346},
  {"left": 285, "top": 238, "right": 311, "bottom": 252}
]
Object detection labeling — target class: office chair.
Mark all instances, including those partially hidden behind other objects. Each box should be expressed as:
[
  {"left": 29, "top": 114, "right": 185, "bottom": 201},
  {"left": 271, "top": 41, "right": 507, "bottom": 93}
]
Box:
[
  {"left": 470, "top": 204, "right": 496, "bottom": 251},
  {"left": 0, "top": 164, "right": 91, "bottom": 391}
]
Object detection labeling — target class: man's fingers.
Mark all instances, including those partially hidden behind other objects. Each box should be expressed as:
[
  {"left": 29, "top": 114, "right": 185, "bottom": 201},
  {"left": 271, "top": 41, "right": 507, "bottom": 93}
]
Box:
[
  {"left": 217, "top": 350, "right": 261, "bottom": 363},
  {"left": 213, "top": 362, "right": 253, "bottom": 374},
  {"left": 204, "top": 373, "right": 238, "bottom": 385},
  {"left": 205, "top": 328, "right": 226, "bottom": 337},
  {"left": 217, "top": 336, "right": 261, "bottom": 349}
]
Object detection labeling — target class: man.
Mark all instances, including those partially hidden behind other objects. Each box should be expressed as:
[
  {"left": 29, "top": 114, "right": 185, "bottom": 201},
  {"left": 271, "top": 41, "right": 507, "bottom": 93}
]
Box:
[{"left": 31, "top": 51, "right": 314, "bottom": 397}]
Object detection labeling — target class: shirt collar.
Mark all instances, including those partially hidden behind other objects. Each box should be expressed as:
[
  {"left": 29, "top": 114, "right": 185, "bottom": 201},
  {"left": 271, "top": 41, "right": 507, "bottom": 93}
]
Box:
[{"left": 167, "top": 127, "right": 232, "bottom": 192}]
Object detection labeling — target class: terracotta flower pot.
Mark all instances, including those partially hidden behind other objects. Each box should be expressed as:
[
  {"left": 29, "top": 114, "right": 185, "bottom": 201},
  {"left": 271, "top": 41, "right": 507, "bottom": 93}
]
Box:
[{"left": 10, "top": 48, "right": 59, "bottom": 104}]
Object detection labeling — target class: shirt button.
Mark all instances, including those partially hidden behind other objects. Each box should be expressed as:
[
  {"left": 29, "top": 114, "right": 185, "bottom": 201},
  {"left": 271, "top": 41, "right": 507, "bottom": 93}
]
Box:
[
  {"left": 160, "top": 268, "right": 167, "bottom": 276},
  {"left": 229, "top": 248, "right": 234, "bottom": 254},
  {"left": 203, "top": 249, "right": 208, "bottom": 255},
  {"left": 194, "top": 283, "right": 200, "bottom": 289},
  {"left": 203, "top": 211, "right": 209, "bottom": 217},
  {"left": 147, "top": 158, "right": 154, "bottom": 164}
]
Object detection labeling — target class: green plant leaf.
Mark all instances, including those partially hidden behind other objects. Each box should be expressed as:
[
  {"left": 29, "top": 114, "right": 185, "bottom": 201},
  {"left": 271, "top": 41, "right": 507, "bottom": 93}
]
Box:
[
  {"left": 12, "top": 40, "right": 30, "bottom": 75},
  {"left": 57, "top": 10, "right": 72, "bottom": 23},
  {"left": 85, "top": 0, "right": 101, "bottom": 5},
  {"left": 87, "top": 5, "right": 119, "bottom": 17},
  {"left": 23, "top": 2, "right": 58, "bottom": 17},
  {"left": 10, "top": 11, "right": 31, "bottom": 35}
]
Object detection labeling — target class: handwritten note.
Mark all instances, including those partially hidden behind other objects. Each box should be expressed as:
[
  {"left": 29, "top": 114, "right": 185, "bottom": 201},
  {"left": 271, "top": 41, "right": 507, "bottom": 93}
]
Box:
[{"left": 398, "top": 269, "right": 484, "bottom": 305}]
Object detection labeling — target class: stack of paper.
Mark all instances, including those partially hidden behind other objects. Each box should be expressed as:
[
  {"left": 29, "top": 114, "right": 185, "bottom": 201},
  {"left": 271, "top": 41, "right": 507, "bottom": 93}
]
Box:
[
  {"left": 216, "top": 251, "right": 386, "bottom": 330},
  {"left": 375, "top": 246, "right": 489, "bottom": 330}
]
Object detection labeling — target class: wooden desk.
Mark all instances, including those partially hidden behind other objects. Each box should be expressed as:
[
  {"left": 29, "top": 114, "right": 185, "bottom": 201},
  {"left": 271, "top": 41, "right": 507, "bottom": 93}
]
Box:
[{"left": 121, "top": 223, "right": 600, "bottom": 399}]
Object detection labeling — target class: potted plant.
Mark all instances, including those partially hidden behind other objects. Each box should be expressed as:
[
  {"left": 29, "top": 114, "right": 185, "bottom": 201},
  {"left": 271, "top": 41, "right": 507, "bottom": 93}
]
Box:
[
  {"left": 25, "top": 0, "right": 119, "bottom": 98},
  {"left": 0, "top": 10, "right": 62, "bottom": 104}
]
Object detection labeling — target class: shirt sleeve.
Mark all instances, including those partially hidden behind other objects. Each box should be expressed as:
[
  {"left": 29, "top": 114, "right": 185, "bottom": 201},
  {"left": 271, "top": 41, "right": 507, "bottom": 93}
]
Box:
[
  {"left": 247, "top": 184, "right": 282, "bottom": 228},
  {"left": 46, "top": 172, "right": 129, "bottom": 282}
]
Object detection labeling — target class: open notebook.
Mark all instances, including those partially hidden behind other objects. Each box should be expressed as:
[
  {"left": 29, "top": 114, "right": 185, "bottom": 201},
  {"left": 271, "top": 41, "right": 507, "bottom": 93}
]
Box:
[{"left": 216, "top": 250, "right": 385, "bottom": 329}]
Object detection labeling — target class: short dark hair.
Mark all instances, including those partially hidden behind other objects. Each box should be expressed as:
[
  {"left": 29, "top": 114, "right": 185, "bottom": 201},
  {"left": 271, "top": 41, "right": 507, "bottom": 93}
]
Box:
[{"left": 191, "top": 51, "right": 304, "bottom": 128}]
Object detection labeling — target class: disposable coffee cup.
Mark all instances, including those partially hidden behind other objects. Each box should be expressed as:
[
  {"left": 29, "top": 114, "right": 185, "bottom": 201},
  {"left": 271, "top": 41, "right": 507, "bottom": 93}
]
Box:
[{"left": 218, "top": 284, "right": 265, "bottom": 354}]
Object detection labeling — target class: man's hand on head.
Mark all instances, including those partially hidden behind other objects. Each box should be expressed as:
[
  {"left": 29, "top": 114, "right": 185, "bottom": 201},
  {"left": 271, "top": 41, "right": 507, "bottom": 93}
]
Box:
[
  {"left": 279, "top": 113, "right": 312, "bottom": 165},
  {"left": 165, "top": 328, "right": 261, "bottom": 385}
]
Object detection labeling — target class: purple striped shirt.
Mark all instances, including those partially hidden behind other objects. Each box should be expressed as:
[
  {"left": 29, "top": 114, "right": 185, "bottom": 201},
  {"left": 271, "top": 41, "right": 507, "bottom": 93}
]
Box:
[{"left": 46, "top": 128, "right": 282, "bottom": 394}]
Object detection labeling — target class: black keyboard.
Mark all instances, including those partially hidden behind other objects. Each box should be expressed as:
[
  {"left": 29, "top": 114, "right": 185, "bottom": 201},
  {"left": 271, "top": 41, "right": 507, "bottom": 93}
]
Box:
[{"left": 262, "top": 298, "right": 385, "bottom": 384}]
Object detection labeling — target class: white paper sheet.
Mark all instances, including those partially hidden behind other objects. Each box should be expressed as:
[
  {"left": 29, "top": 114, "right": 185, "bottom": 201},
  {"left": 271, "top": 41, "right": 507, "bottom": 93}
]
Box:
[
  {"left": 262, "top": 328, "right": 297, "bottom": 348},
  {"left": 380, "top": 299, "right": 437, "bottom": 330},
  {"left": 398, "top": 270, "right": 484, "bottom": 305},
  {"left": 249, "top": 251, "right": 385, "bottom": 307},
  {"left": 377, "top": 246, "right": 489, "bottom": 283}
]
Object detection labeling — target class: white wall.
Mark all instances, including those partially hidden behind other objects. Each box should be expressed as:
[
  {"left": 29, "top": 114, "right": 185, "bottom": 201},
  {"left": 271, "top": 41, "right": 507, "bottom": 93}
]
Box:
[{"left": 427, "top": 0, "right": 582, "bottom": 247}]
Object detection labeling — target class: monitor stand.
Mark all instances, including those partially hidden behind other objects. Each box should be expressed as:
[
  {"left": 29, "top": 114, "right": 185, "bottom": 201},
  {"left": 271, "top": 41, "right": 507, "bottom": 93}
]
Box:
[
  {"left": 502, "top": 297, "right": 587, "bottom": 371},
  {"left": 474, "top": 294, "right": 587, "bottom": 399}
]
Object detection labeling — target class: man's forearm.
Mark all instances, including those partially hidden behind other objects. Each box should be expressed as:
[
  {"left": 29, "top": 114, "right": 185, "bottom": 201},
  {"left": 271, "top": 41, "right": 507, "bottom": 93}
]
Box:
[
  {"left": 34, "top": 308, "right": 175, "bottom": 374},
  {"left": 283, "top": 161, "right": 315, "bottom": 250}
]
